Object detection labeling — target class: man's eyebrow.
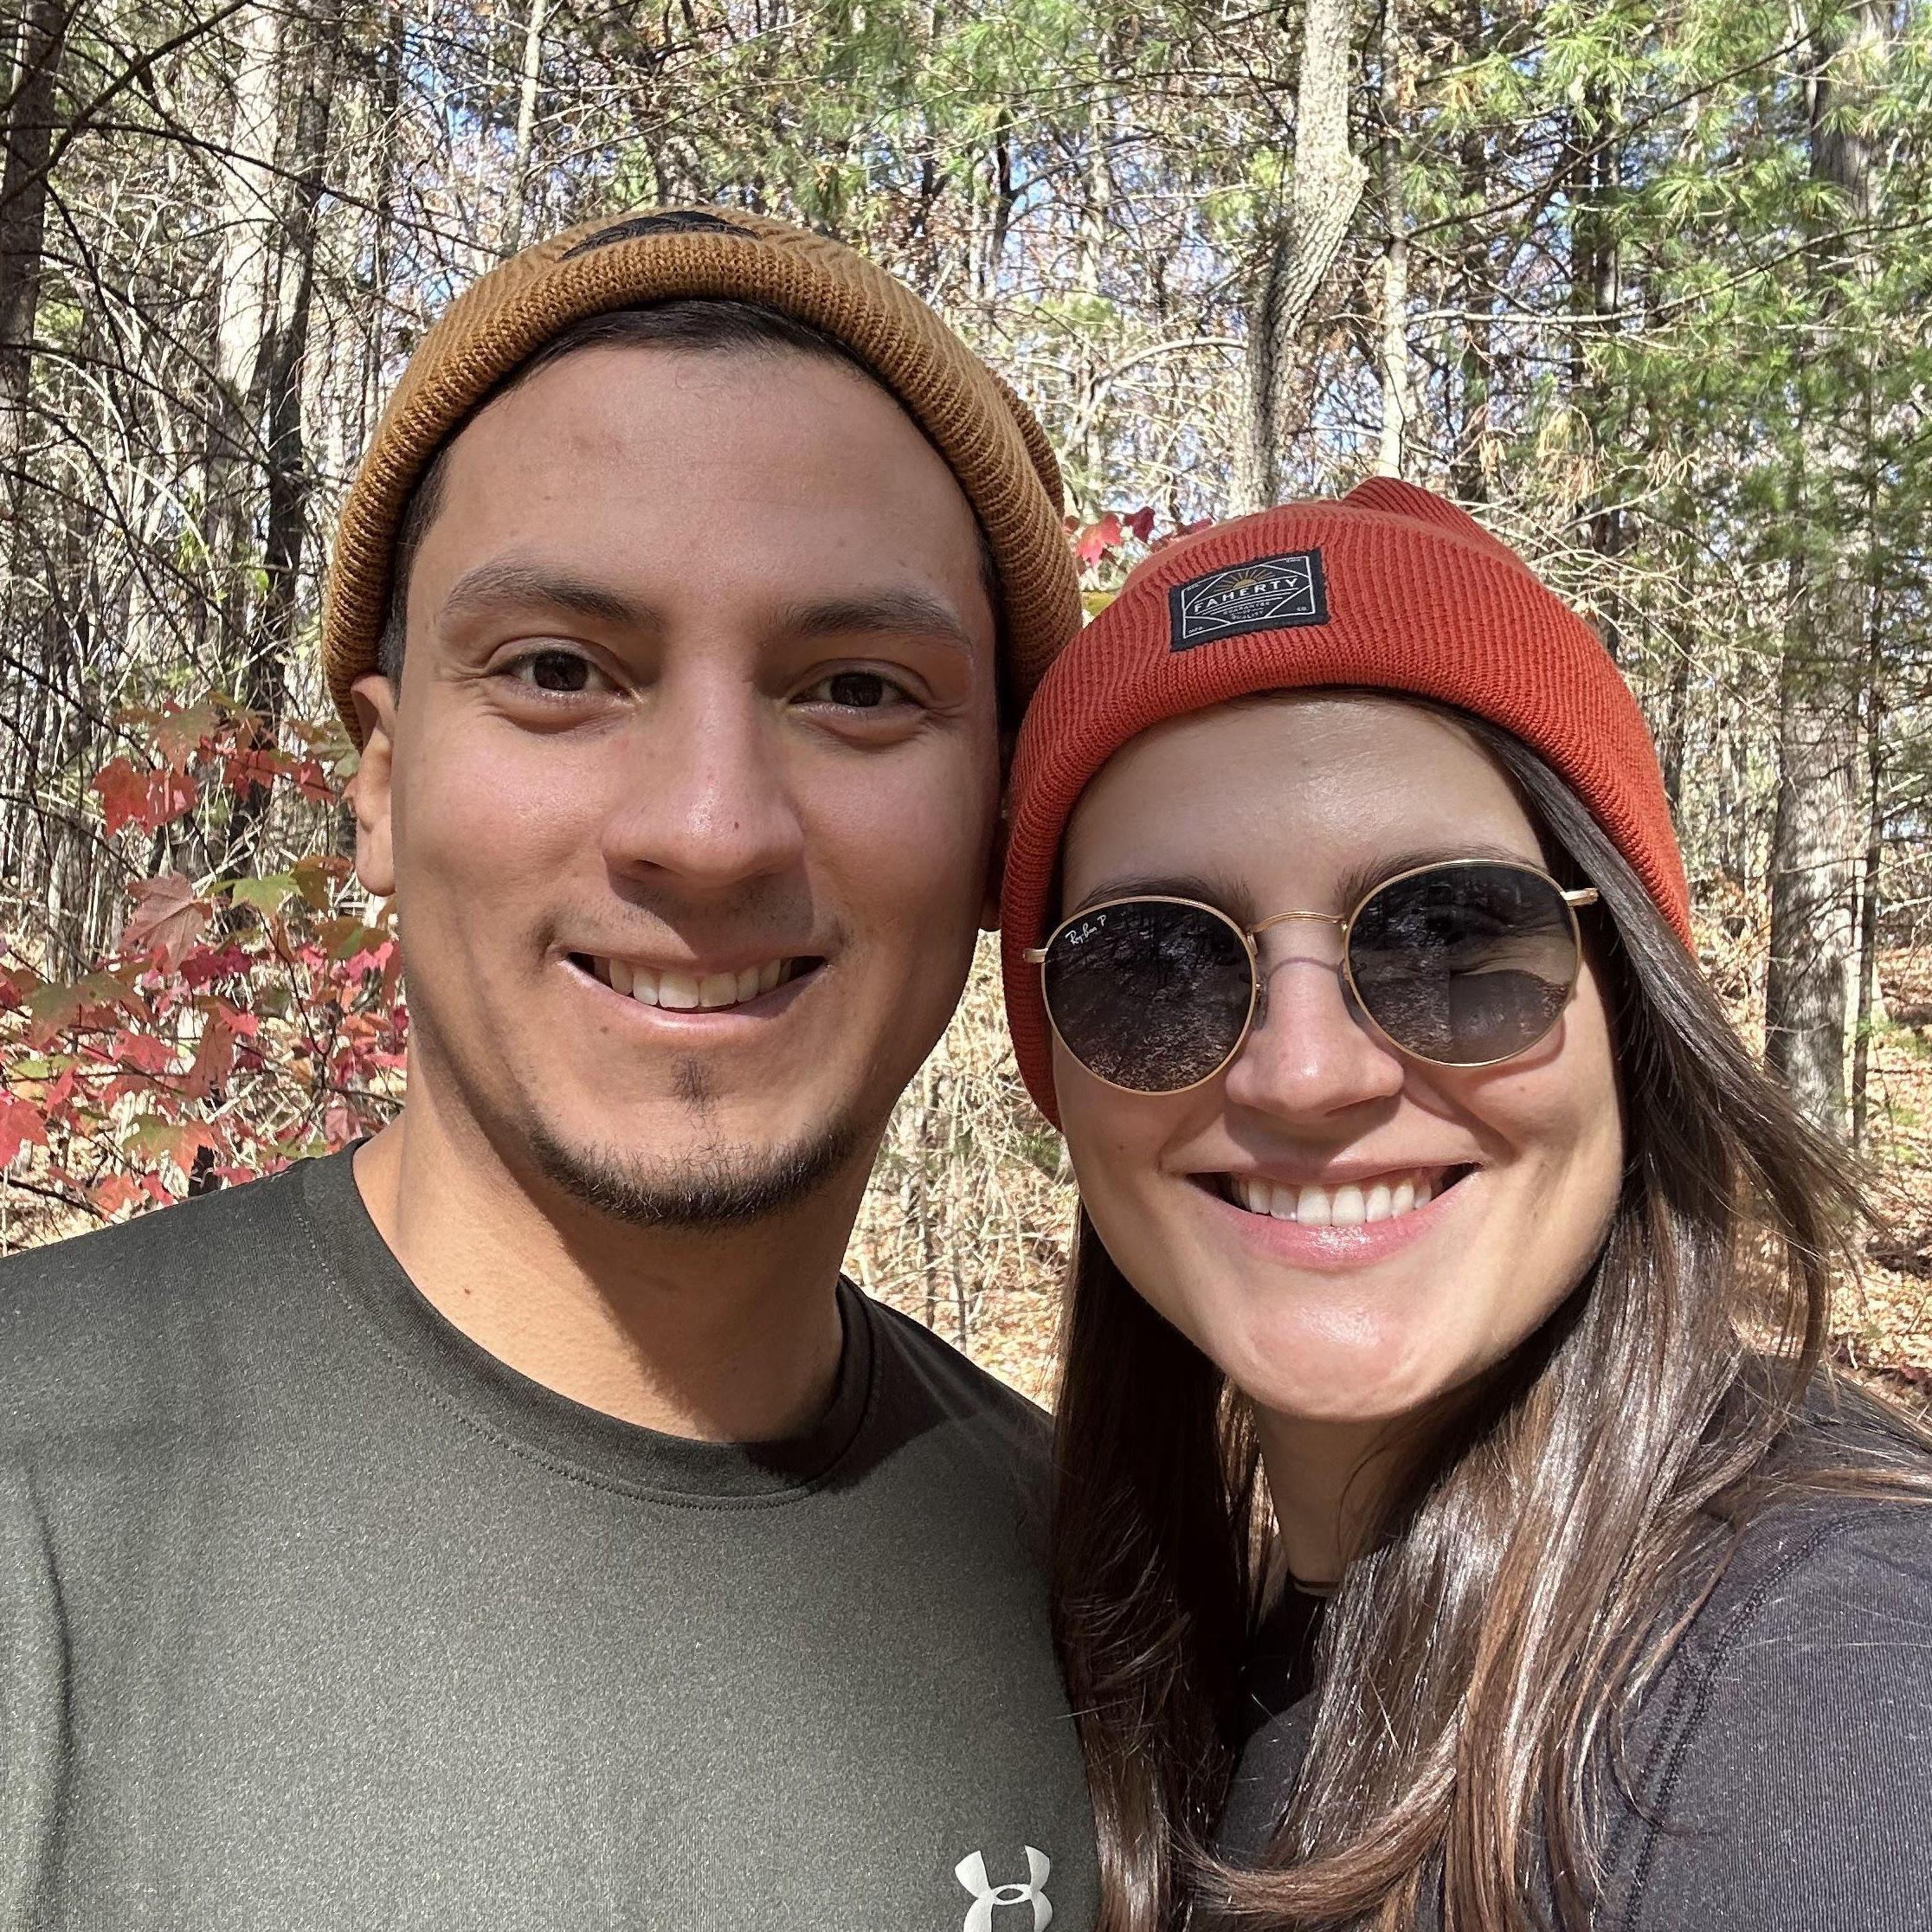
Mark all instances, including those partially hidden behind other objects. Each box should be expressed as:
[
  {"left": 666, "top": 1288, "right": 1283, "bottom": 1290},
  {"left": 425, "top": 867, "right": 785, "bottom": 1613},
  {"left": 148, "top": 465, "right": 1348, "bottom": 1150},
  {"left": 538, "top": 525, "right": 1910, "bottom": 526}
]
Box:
[
  {"left": 438, "top": 560, "right": 651, "bottom": 630},
  {"left": 771, "top": 589, "right": 978, "bottom": 656}
]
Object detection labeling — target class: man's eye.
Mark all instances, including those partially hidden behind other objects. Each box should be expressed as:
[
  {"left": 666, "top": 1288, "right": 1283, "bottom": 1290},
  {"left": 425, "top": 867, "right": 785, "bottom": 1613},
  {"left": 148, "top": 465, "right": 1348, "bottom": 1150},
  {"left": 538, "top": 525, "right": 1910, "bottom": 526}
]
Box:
[
  {"left": 804, "top": 671, "right": 906, "bottom": 711},
  {"left": 510, "top": 650, "right": 609, "bottom": 695}
]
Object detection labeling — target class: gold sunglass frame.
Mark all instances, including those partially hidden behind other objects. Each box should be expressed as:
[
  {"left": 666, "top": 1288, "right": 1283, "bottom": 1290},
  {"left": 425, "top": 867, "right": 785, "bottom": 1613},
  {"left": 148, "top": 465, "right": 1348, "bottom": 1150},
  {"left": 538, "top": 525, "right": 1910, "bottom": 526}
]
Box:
[{"left": 1024, "top": 859, "right": 1601, "bottom": 1098}]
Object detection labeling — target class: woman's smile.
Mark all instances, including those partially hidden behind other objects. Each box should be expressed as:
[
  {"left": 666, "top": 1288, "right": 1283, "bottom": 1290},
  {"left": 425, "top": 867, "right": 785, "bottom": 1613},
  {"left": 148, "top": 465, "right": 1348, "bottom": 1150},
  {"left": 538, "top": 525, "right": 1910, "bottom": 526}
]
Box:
[{"left": 1187, "top": 1161, "right": 1478, "bottom": 1270}]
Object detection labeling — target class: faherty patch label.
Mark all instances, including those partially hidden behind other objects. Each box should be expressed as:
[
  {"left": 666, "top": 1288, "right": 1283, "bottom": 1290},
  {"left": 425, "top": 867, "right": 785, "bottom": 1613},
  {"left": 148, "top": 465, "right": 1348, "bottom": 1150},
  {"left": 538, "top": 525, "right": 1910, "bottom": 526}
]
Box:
[{"left": 1168, "top": 548, "right": 1328, "bottom": 651}]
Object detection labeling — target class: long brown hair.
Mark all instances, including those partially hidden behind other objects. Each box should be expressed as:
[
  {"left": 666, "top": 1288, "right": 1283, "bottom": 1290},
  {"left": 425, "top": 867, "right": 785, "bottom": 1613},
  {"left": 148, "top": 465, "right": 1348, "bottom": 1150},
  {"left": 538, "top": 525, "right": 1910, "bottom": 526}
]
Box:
[{"left": 1048, "top": 704, "right": 1930, "bottom": 1932}]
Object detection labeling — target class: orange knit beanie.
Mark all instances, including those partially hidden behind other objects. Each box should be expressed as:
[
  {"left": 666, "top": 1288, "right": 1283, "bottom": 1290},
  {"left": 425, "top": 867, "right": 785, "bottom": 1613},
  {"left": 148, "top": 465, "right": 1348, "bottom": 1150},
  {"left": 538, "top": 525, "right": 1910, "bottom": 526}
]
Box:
[
  {"left": 322, "top": 206, "right": 1080, "bottom": 743},
  {"left": 1000, "top": 478, "right": 1690, "bottom": 1124}
]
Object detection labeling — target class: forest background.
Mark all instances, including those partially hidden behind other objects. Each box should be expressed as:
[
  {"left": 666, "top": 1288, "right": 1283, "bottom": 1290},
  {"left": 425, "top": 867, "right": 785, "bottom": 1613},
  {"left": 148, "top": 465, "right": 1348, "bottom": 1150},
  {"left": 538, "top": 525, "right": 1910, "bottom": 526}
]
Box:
[{"left": 2, "top": 0, "right": 1929, "bottom": 1404}]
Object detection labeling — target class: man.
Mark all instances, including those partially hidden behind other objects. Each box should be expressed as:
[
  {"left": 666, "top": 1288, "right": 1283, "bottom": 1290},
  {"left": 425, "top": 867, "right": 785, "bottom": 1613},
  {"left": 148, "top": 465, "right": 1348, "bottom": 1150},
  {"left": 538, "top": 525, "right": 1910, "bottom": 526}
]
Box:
[{"left": 1, "top": 209, "right": 1095, "bottom": 1929}]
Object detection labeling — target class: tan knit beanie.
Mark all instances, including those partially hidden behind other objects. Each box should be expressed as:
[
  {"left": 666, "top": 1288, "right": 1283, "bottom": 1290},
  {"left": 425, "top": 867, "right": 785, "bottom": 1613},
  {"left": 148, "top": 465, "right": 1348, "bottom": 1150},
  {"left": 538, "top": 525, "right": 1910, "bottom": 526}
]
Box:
[{"left": 322, "top": 206, "right": 1080, "bottom": 743}]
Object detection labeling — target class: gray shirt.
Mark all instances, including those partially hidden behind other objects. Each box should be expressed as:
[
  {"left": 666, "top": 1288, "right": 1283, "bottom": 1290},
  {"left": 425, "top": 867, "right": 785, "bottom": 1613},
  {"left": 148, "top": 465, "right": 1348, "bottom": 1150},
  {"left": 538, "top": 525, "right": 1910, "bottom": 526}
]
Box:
[
  {"left": 1217, "top": 1464, "right": 1932, "bottom": 1929},
  {"left": 0, "top": 1152, "right": 1097, "bottom": 1929}
]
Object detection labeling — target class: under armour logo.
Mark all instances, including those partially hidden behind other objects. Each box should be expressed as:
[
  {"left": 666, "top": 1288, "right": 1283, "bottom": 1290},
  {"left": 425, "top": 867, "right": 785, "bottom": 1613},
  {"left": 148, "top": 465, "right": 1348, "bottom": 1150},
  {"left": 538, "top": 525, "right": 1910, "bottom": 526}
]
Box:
[{"left": 955, "top": 1846, "right": 1053, "bottom": 1930}]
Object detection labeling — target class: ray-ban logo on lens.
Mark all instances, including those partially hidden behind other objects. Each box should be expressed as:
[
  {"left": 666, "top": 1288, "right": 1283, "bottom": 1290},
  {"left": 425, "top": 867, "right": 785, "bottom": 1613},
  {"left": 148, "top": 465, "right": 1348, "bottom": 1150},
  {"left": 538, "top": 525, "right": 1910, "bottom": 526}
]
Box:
[
  {"left": 1169, "top": 548, "right": 1328, "bottom": 651},
  {"left": 956, "top": 1846, "right": 1053, "bottom": 1930}
]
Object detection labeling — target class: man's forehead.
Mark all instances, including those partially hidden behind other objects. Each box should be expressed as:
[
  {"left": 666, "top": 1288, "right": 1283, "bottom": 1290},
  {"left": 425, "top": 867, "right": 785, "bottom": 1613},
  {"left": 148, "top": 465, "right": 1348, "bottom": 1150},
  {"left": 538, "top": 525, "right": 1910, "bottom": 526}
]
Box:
[
  {"left": 431, "top": 553, "right": 982, "bottom": 659},
  {"left": 448, "top": 335, "right": 901, "bottom": 458}
]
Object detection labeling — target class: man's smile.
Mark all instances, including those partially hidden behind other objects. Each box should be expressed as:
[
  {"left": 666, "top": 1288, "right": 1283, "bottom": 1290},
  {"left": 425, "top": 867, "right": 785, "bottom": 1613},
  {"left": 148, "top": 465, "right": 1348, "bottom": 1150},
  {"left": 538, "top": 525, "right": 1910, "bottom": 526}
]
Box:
[{"left": 564, "top": 950, "right": 828, "bottom": 1015}]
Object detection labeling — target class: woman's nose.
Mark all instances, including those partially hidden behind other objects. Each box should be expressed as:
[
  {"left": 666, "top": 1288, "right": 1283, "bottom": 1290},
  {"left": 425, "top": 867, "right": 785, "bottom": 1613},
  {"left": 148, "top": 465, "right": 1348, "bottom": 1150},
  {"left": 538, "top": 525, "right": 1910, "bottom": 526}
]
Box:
[{"left": 1220, "top": 942, "right": 1407, "bottom": 1120}]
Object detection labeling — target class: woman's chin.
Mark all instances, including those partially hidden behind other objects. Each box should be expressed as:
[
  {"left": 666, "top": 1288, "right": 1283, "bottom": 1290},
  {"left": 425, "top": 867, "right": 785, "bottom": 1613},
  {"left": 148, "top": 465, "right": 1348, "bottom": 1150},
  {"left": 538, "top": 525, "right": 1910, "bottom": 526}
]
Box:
[{"left": 1217, "top": 1323, "right": 1472, "bottom": 1432}]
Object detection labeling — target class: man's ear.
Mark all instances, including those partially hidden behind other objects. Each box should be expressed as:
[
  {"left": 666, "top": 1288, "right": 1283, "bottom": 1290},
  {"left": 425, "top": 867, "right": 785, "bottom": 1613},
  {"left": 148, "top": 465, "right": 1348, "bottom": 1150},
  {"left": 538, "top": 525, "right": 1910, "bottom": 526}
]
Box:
[{"left": 349, "top": 672, "right": 398, "bottom": 898}]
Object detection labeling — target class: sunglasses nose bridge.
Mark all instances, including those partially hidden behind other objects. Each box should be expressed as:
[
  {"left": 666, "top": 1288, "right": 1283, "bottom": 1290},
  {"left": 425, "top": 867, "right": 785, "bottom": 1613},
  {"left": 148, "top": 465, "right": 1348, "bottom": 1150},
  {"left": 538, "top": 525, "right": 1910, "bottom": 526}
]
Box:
[
  {"left": 1249, "top": 909, "right": 1349, "bottom": 939},
  {"left": 1248, "top": 911, "right": 1351, "bottom": 996}
]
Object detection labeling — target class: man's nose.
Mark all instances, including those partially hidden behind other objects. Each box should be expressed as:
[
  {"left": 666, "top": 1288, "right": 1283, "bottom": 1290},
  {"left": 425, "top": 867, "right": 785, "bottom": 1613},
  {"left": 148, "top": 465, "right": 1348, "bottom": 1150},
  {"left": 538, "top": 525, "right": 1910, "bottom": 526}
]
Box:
[
  {"left": 1220, "top": 937, "right": 1407, "bottom": 1120},
  {"left": 599, "top": 673, "right": 806, "bottom": 892}
]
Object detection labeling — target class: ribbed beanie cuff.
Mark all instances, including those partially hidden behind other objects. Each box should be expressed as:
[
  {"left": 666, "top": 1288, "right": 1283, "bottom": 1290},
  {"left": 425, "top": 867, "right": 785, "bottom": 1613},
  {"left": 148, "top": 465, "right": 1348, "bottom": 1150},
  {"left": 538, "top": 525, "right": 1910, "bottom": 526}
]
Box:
[
  {"left": 999, "top": 478, "right": 1691, "bottom": 1124},
  {"left": 322, "top": 207, "right": 1080, "bottom": 741}
]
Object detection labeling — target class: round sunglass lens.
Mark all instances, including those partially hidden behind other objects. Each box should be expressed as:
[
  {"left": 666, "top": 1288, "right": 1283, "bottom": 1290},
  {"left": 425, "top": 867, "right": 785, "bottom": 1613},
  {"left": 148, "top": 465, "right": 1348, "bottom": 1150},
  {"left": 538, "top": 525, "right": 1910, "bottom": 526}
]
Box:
[
  {"left": 1347, "top": 864, "right": 1581, "bottom": 1066},
  {"left": 1043, "top": 900, "right": 1253, "bottom": 1092}
]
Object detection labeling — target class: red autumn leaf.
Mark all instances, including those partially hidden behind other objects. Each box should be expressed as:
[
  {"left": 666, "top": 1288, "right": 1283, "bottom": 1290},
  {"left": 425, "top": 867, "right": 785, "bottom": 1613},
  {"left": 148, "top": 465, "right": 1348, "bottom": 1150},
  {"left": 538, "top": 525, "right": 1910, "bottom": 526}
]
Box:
[
  {"left": 123, "top": 872, "right": 213, "bottom": 969},
  {"left": 180, "top": 942, "right": 253, "bottom": 988},
  {"left": 23, "top": 980, "right": 85, "bottom": 1045},
  {"left": 290, "top": 757, "right": 335, "bottom": 803},
  {"left": 342, "top": 937, "right": 396, "bottom": 982},
  {"left": 0, "top": 1095, "right": 49, "bottom": 1168},
  {"left": 1124, "top": 506, "right": 1156, "bottom": 543},
  {"left": 106, "top": 1027, "right": 175, "bottom": 1075},
  {"left": 0, "top": 963, "right": 37, "bottom": 1012},
  {"left": 222, "top": 746, "right": 283, "bottom": 797},
  {"left": 90, "top": 1174, "right": 151, "bottom": 1217},
  {"left": 93, "top": 757, "right": 197, "bottom": 836},
  {"left": 149, "top": 698, "right": 222, "bottom": 769},
  {"left": 92, "top": 758, "right": 150, "bottom": 835},
  {"left": 126, "top": 1113, "right": 222, "bottom": 1171},
  {"left": 27, "top": 972, "right": 142, "bottom": 1049},
  {"left": 1074, "top": 513, "right": 1124, "bottom": 566},
  {"left": 184, "top": 1017, "right": 237, "bottom": 1100},
  {"left": 290, "top": 853, "right": 340, "bottom": 911},
  {"left": 316, "top": 917, "right": 393, "bottom": 963},
  {"left": 1150, "top": 516, "right": 1214, "bottom": 553},
  {"left": 196, "top": 995, "right": 259, "bottom": 1040},
  {"left": 173, "top": 1119, "right": 223, "bottom": 1167}
]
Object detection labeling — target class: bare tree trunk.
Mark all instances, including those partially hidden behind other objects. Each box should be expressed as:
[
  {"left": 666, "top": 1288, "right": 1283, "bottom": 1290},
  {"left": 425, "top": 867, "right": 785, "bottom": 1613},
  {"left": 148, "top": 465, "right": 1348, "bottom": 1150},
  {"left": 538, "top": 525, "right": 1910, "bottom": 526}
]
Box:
[
  {"left": 1763, "top": 0, "right": 1884, "bottom": 1134},
  {"left": 1375, "top": 0, "right": 1414, "bottom": 480},
  {"left": 0, "top": 0, "right": 68, "bottom": 516},
  {"left": 1237, "top": 0, "right": 1365, "bottom": 511},
  {"left": 250, "top": 0, "right": 343, "bottom": 724},
  {"left": 222, "top": 0, "right": 345, "bottom": 878},
  {"left": 1766, "top": 638, "right": 1858, "bottom": 1125},
  {"left": 1451, "top": 2, "right": 1491, "bottom": 507},
  {"left": 1658, "top": 549, "right": 1696, "bottom": 810},
  {"left": 501, "top": 0, "right": 548, "bottom": 254},
  {"left": 989, "top": 110, "right": 1015, "bottom": 278},
  {"left": 1849, "top": 486, "right": 1887, "bottom": 1150},
  {"left": 0, "top": 0, "right": 70, "bottom": 903},
  {"left": 1072, "top": 74, "right": 1113, "bottom": 500},
  {"left": 1568, "top": 89, "right": 1626, "bottom": 656},
  {"left": 357, "top": 4, "right": 407, "bottom": 457},
  {"left": 204, "top": 2, "right": 285, "bottom": 663}
]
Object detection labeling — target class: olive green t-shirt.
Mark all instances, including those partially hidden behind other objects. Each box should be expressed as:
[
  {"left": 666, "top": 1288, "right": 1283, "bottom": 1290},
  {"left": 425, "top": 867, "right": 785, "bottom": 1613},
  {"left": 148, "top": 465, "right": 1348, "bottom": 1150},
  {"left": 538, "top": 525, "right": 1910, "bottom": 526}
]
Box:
[{"left": 0, "top": 1152, "right": 1095, "bottom": 1929}]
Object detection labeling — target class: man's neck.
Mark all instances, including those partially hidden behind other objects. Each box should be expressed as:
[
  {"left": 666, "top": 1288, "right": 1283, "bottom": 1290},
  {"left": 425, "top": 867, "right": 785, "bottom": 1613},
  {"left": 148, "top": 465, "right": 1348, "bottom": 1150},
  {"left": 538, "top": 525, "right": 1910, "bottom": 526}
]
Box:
[{"left": 351, "top": 1104, "right": 860, "bottom": 1445}]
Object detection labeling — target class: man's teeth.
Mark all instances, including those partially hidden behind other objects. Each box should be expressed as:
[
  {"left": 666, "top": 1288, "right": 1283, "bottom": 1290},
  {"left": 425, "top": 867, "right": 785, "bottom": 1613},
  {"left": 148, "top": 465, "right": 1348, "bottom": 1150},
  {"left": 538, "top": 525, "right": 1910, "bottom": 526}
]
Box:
[
  {"left": 1224, "top": 1171, "right": 1449, "bottom": 1225},
  {"left": 594, "top": 957, "right": 795, "bottom": 1010}
]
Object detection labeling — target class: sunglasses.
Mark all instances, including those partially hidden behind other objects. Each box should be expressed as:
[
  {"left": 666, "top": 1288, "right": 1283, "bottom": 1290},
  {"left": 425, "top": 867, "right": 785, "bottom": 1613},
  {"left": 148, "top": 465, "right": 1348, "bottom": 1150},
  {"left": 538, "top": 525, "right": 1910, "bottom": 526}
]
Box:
[{"left": 1025, "top": 859, "right": 1600, "bottom": 1096}]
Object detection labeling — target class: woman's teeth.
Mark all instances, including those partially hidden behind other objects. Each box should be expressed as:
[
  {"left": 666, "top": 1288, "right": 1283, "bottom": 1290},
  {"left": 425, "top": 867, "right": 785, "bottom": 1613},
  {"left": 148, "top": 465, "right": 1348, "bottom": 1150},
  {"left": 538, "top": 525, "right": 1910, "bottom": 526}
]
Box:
[
  {"left": 589, "top": 956, "right": 795, "bottom": 1010},
  {"left": 1223, "top": 1170, "right": 1452, "bottom": 1226}
]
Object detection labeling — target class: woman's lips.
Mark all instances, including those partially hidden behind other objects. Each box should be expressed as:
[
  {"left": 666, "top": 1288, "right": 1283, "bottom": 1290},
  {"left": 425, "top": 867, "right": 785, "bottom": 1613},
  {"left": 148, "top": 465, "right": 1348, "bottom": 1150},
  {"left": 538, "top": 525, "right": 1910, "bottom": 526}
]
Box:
[{"left": 1196, "top": 1164, "right": 1475, "bottom": 1269}]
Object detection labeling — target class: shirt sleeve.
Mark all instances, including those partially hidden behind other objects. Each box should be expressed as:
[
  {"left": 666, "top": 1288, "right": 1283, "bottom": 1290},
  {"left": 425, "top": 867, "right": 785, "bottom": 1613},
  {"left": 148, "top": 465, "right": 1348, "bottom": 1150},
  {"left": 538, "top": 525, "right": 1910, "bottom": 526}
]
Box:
[{"left": 1612, "top": 1508, "right": 1932, "bottom": 1932}]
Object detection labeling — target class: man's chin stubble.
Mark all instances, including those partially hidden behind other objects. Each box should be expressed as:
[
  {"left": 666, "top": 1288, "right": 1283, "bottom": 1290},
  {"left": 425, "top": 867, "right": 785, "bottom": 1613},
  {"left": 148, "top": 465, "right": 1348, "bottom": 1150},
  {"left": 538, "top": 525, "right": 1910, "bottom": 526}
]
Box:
[{"left": 525, "top": 1116, "right": 866, "bottom": 1230}]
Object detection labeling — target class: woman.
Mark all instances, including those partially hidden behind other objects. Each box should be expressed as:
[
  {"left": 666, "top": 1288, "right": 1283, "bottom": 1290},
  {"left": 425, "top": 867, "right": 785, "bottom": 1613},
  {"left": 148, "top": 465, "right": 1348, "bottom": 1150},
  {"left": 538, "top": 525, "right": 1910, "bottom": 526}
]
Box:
[{"left": 999, "top": 480, "right": 1932, "bottom": 1931}]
